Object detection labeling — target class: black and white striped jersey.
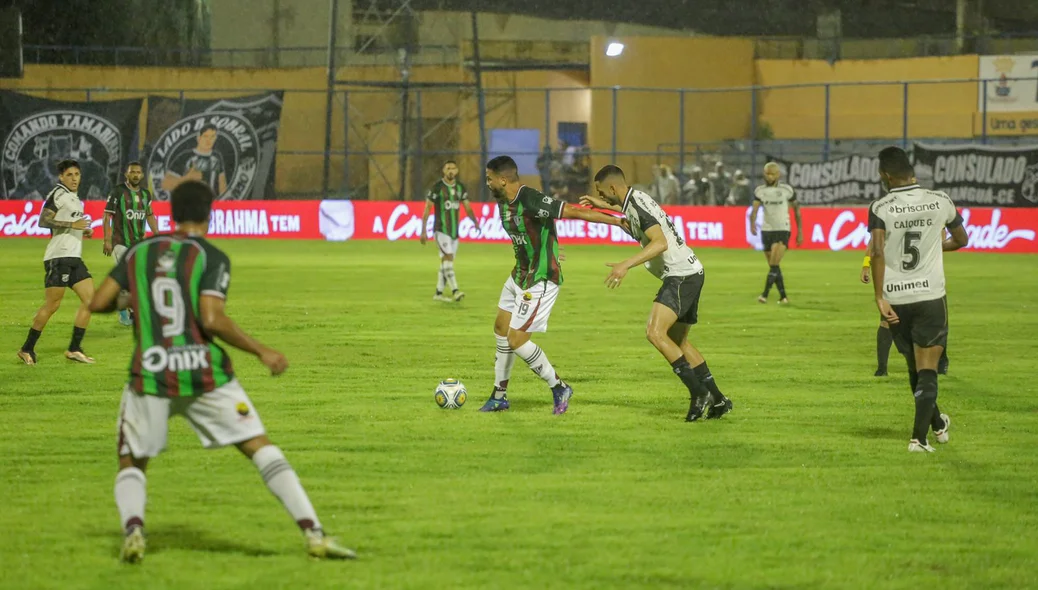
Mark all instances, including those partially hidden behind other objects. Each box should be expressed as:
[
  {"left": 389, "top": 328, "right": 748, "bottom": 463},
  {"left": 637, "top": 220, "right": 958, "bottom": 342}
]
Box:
[
  {"left": 621, "top": 188, "right": 703, "bottom": 279},
  {"left": 41, "top": 183, "right": 86, "bottom": 261}
]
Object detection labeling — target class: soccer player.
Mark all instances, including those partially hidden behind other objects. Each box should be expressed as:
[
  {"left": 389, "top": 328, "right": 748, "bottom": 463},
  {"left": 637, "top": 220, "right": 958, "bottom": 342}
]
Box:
[
  {"left": 868, "top": 147, "right": 968, "bottom": 453},
  {"left": 17, "top": 159, "right": 96, "bottom": 366},
  {"left": 103, "top": 161, "right": 159, "bottom": 326},
  {"left": 88, "top": 180, "right": 356, "bottom": 562},
  {"left": 861, "top": 254, "right": 949, "bottom": 377},
  {"left": 582, "top": 165, "right": 733, "bottom": 421},
  {"left": 420, "top": 160, "right": 479, "bottom": 302},
  {"left": 480, "top": 155, "right": 628, "bottom": 414},
  {"left": 161, "top": 124, "right": 227, "bottom": 196},
  {"left": 750, "top": 162, "right": 803, "bottom": 304}
]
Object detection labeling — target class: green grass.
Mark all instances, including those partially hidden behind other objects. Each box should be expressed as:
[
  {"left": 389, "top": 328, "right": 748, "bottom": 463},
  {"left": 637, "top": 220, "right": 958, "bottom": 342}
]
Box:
[{"left": 1, "top": 238, "right": 1037, "bottom": 590}]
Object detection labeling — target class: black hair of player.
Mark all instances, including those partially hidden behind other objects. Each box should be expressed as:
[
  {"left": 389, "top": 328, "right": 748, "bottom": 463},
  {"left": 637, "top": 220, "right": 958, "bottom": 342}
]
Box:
[
  {"left": 126, "top": 161, "right": 142, "bottom": 170},
  {"left": 486, "top": 155, "right": 518, "bottom": 179},
  {"left": 443, "top": 159, "right": 457, "bottom": 167},
  {"left": 594, "top": 165, "right": 625, "bottom": 183},
  {"left": 198, "top": 123, "right": 218, "bottom": 136},
  {"left": 878, "top": 146, "right": 914, "bottom": 179},
  {"left": 57, "top": 159, "right": 80, "bottom": 174},
  {"left": 171, "top": 180, "right": 215, "bottom": 223}
]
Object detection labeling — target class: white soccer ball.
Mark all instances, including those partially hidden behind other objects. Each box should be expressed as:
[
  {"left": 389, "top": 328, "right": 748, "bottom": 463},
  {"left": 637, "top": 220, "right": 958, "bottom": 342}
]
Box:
[{"left": 434, "top": 379, "right": 467, "bottom": 409}]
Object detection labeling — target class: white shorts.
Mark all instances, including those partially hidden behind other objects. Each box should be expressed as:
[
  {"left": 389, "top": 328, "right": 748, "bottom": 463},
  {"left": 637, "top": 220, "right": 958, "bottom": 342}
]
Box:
[
  {"left": 435, "top": 232, "right": 459, "bottom": 257},
  {"left": 497, "top": 276, "right": 560, "bottom": 333},
  {"left": 117, "top": 380, "right": 266, "bottom": 458},
  {"left": 113, "top": 244, "right": 128, "bottom": 263}
]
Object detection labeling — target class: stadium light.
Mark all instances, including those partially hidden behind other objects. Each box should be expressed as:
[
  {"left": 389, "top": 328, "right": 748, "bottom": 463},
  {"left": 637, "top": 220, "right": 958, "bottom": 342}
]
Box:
[{"left": 605, "top": 42, "right": 624, "bottom": 57}]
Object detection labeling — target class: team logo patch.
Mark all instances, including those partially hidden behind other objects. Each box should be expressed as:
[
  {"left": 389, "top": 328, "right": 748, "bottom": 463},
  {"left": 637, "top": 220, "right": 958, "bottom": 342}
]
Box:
[
  {"left": 148, "top": 113, "right": 259, "bottom": 201},
  {"left": 522, "top": 292, "right": 533, "bottom": 301},
  {"left": 61, "top": 273, "right": 69, "bottom": 283},
  {"left": 236, "top": 402, "right": 250, "bottom": 416},
  {"left": 156, "top": 249, "right": 177, "bottom": 273},
  {"left": 2, "top": 110, "right": 121, "bottom": 200}
]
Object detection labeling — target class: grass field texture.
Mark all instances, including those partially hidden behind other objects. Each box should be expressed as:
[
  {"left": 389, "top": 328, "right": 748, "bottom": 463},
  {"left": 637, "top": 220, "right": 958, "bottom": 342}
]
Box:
[{"left": 1, "top": 238, "right": 1037, "bottom": 590}]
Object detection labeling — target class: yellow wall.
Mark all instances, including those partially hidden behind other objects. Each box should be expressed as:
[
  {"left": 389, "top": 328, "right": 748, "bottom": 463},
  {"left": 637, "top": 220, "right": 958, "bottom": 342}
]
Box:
[
  {"left": 755, "top": 56, "right": 979, "bottom": 139},
  {"left": 589, "top": 36, "right": 756, "bottom": 181}
]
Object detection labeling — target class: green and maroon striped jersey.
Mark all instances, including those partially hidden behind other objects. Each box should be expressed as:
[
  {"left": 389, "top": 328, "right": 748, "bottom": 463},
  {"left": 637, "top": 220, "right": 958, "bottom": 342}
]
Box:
[
  {"left": 104, "top": 184, "right": 154, "bottom": 247},
  {"left": 109, "top": 235, "right": 235, "bottom": 397},
  {"left": 499, "top": 185, "right": 565, "bottom": 289},
  {"left": 426, "top": 179, "right": 468, "bottom": 239}
]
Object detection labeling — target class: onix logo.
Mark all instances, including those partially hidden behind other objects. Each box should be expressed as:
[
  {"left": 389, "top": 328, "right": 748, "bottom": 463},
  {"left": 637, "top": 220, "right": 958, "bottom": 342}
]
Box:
[{"left": 141, "top": 345, "right": 211, "bottom": 373}]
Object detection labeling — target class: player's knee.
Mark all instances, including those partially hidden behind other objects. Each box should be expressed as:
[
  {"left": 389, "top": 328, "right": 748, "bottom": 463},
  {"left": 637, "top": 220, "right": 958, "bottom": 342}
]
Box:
[
  {"left": 236, "top": 434, "right": 273, "bottom": 459},
  {"left": 443, "top": 254, "right": 454, "bottom": 262},
  {"left": 645, "top": 326, "right": 667, "bottom": 347},
  {"left": 43, "top": 299, "right": 62, "bottom": 314},
  {"left": 507, "top": 330, "right": 530, "bottom": 351}
]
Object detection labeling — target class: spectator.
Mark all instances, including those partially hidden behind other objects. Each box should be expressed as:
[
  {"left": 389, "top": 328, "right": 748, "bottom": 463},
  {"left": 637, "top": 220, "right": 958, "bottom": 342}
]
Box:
[
  {"left": 650, "top": 164, "right": 682, "bottom": 205},
  {"left": 708, "top": 161, "right": 732, "bottom": 206},
  {"left": 726, "top": 169, "right": 752, "bottom": 206},
  {"left": 536, "top": 145, "right": 555, "bottom": 192},
  {"left": 682, "top": 166, "right": 710, "bottom": 205}
]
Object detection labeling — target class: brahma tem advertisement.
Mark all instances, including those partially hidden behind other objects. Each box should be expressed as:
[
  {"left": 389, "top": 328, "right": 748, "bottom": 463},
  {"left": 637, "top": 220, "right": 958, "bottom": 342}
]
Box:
[{"left": 2, "top": 199, "right": 1037, "bottom": 253}]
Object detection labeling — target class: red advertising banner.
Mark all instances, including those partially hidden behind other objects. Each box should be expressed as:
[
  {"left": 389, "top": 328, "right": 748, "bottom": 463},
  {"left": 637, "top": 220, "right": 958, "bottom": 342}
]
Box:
[{"left": 2, "top": 199, "right": 1037, "bottom": 253}]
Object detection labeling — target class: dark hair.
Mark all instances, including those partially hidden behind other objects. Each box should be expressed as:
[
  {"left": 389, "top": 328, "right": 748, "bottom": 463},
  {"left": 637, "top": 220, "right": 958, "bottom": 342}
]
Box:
[
  {"left": 486, "top": 155, "right": 518, "bottom": 178},
  {"left": 443, "top": 159, "right": 458, "bottom": 167},
  {"left": 878, "top": 146, "right": 914, "bottom": 178},
  {"left": 171, "top": 180, "right": 214, "bottom": 223},
  {"left": 57, "top": 159, "right": 80, "bottom": 174},
  {"left": 126, "top": 161, "right": 143, "bottom": 170},
  {"left": 198, "top": 123, "right": 218, "bottom": 136},
  {"left": 594, "top": 165, "right": 625, "bottom": 183}
]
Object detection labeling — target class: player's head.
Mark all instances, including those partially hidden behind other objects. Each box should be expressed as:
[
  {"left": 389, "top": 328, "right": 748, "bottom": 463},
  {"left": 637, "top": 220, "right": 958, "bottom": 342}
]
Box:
[
  {"left": 878, "top": 146, "right": 915, "bottom": 190},
  {"left": 197, "top": 123, "right": 218, "bottom": 152},
  {"left": 485, "top": 155, "right": 518, "bottom": 199},
  {"left": 125, "top": 161, "right": 144, "bottom": 188},
  {"left": 57, "top": 159, "right": 81, "bottom": 192},
  {"left": 594, "top": 164, "right": 628, "bottom": 204},
  {"left": 442, "top": 160, "right": 458, "bottom": 181},
  {"left": 171, "top": 180, "right": 215, "bottom": 232},
  {"left": 763, "top": 162, "right": 782, "bottom": 185}
]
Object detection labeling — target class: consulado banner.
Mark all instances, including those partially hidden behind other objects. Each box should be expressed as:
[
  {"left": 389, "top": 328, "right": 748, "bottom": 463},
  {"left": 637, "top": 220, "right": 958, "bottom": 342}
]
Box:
[
  {"left": 3, "top": 200, "right": 1037, "bottom": 253},
  {"left": 0, "top": 90, "right": 143, "bottom": 201},
  {"left": 911, "top": 142, "right": 1038, "bottom": 207}
]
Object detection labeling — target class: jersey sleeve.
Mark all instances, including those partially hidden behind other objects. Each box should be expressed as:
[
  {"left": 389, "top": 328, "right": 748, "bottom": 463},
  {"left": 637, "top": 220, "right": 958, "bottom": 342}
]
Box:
[
  {"left": 109, "top": 254, "right": 131, "bottom": 290},
  {"left": 520, "top": 188, "right": 565, "bottom": 220},
  {"left": 867, "top": 202, "right": 886, "bottom": 231},
  {"left": 104, "top": 191, "right": 118, "bottom": 214},
  {"left": 199, "top": 249, "right": 232, "bottom": 299},
  {"left": 944, "top": 197, "right": 963, "bottom": 229},
  {"left": 144, "top": 192, "right": 154, "bottom": 216},
  {"left": 425, "top": 186, "right": 438, "bottom": 203},
  {"left": 630, "top": 197, "right": 661, "bottom": 233},
  {"left": 460, "top": 184, "right": 469, "bottom": 201},
  {"left": 752, "top": 186, "right": 763, "bottom": 203},
  {"left": 787, "top": 185, "right": 798, "bottom": 203}
]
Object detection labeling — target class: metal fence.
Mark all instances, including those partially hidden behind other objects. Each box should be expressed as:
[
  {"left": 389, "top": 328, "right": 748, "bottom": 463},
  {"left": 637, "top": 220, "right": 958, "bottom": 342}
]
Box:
[{"left": 7, "top": 77, "right": 1037, "bottom": 201}]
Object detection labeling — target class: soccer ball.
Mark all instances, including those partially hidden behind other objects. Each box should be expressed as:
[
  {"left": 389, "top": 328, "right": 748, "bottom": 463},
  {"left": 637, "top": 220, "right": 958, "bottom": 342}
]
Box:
[{"left": 434, "top": 379, "right": 467, "bottom": 409}]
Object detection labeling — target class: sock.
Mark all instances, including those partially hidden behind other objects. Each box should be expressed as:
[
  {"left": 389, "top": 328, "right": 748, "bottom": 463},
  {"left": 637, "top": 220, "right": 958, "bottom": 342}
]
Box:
[
  {"left": 252, "top": 445, "right": 322, "bottom": 532},
  {"left": 494, "top": 335, "right": 515, "bottom": 398},
  {"left": 513, "top": 341, "right": 561, "bottom": 388},
  {"left": 670, "top": 357, "right": 709, "bottom": 399},
  {"left": 931, "top": 403, "right": 946, "bottom": 431},
  {"left": 876, "top": 326, "right": 893, "bottom": 372},
  {"left": 912, "top": 369, "right": 939, "bottom": 444},
  {"left": 775, "top": 267, "right": 786, "bottom": 298},
  {"left": 68, "top": 326, "right": 86, "bottom": 352},
  {"left": 443, "top": 261, "right": 459, "bottom": 293},
  {"left": 114, "top": 467, "right": 147, "bottom": 532},
  {"left": 21, "top": 327, "right": 42, "bottom": 352},
  {"left": 692, "top": 361, "right": 724, "bottom": 402},
  {"left": 436, "top": 263, "right": 445, "bottom": 294},
  {"left": 762, "top": 265, "right": 778, "bottom": 297}
]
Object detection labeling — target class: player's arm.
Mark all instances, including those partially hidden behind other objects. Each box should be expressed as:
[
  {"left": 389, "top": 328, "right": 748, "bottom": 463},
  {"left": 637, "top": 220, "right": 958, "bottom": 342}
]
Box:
[
  {"left": 38, "top": 196, "right": 88, "bottom": 230},
  {"left": 942, "top": 208, "right": 969, "bottom": 251},
  {"left": 102, "top": 194, "right": 116, "bottom": 255},
  {"left": 560, "top": 202, "right": 628, "bottom": 231},
  {"left": 218, "top": 173, "right": 228, "bottom": 196},
  {"left": 199, "top": 296, "right": 287, "bottom": 375},
  {"left": 867, "top": 207, "right": 898, "bottom": 323},
  {"left": 89, "top": 257, "right": 131, "bottom": 313},
  {"left": 578, "top": 194, "right": 622, "bottom": 212},
  {"left": 749, "top": 193, "right": 761, "bottom": 235},
  {"left": 145, "top": 197, "right": 158, "bottom": 235},
  {"left": 605, "top": 224, "right": 667, "bottom": 289},
  {"left": 790, "top": 194, "right": 803, "bottom": 246},
  {"left": 420, "top": 194, "right": 434, "bottom": 244}
]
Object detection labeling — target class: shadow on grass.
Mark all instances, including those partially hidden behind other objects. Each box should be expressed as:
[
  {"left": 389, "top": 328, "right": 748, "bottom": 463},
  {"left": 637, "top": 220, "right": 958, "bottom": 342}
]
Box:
[{"left": 91, "top": 524, "right": 281, "bottom": 558}]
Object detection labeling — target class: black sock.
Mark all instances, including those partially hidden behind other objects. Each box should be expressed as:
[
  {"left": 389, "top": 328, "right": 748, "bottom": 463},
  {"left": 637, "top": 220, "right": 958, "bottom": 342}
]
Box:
[
  {"left": 692, "top": 362, "right": 724, "bottom": 402},
  {"left": 931, "top": 403, "right": 946, "bottom": 431},
  {"left": 69, "top": 327, "right": 86, "bottom": 353},
  {"left": 912, "top": 369, "right": 938, "bottom": 443},
  {"left": 762, "top": 266, "right": 778, "bottom": 297},
  {"left": 670, "top": 357, "right": 708, "bottom": 399},
  {"left": 775, "top": 267, "right": 786, "bottom": 298},
  {"left": 22, "top": 328, "right": 42, "bottom": 352},
  {"left": 876, "top": 326, "right": 893, "bottom": 372}
]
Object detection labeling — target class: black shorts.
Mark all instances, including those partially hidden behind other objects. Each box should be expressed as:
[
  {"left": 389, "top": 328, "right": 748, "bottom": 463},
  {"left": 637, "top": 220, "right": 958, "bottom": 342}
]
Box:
[
  {"left": 761, "top": 231, "right": 790, "bottom": 251},
  {"left": 655, "top": 272, "right": 705, "bottom": 325},
  {"left": 44, "top": 257, "right": 91, "bottom": 289},
  {"left": 889, "top": 296, "right": 948, "bottom": 351}
]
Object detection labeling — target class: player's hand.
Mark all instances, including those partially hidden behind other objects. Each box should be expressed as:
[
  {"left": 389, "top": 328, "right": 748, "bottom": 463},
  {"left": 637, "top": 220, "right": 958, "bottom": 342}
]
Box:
[
  {"left": 796, "top": 232, "right": 804, "bottom": 247},
  {"left": 750, "top": 224, "right": 758, "bottom": 236},
  {"left": 876, "top": 298, "right": 899, "bottom": 325},
  {"left": 579, "top": 195, "right": 608, "bottom": 209},
  {"left": 83, "top": 227, "right": 94, "bottom": 239},
  {"left": 259, "top": 347, "right": 289, "bottom": 376},
  {"left": 71, "top": 218, "right": 90, "bottom": 230},
  {"left": 420, "top": 233, "right": 427, "bottom": 245},
  {"left": 605, "top": 262, "right": 629, "bottom": 289},
  {"left": 103, "top": 239, "right": 113, "bottom": 256},
  {"left": 185, "top": 166, "right": 203, "bottom": 181},
  {"left": 860, "top": 267, "right": 870, "bottom": 284}
]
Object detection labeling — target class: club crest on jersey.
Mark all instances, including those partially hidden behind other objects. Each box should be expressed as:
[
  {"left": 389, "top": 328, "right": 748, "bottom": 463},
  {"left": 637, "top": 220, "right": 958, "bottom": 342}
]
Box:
[
  {"left": 522, "top": 292, "right": 533, "bottom": 301},
  {"left": 156, "top": 250, "right": 177, "bottom": 273}
]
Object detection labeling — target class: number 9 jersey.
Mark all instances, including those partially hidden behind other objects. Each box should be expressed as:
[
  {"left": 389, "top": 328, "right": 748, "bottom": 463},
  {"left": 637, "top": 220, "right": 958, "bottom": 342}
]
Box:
[
  {"left": 868, "top": 184, "right": 963, "bottom": 305},
  {"left": 108, "top": 235, "right": 236, "bottom": 398}
]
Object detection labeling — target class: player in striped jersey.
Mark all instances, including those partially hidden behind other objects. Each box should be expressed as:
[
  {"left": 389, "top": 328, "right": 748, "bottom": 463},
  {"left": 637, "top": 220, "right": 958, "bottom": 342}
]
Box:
[
  {"left": 420, "top": 160, "right": 479, "bottom": 302},
  {"left": 17, "top": 159, "right": 96, "bottom": 366},
  {"left": 750, "top": 162, "right": 803, "bottom": 304},
  {"left": 480, "top": 155, "right": 629, "bottom": 414},
  {"left": 103, "top": 161, "right": 158, "bottom": 326},
  {"left": 88, "top": 181, "right": 355, "bottom": 563},
  {"left": 584, "top": 165, "right": 733, "bottom": 421}
]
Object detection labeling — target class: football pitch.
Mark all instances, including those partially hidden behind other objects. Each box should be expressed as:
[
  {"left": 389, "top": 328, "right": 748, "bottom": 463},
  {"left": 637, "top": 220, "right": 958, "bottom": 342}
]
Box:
[{"left": 1, "top": 238, "right": 1037, "bottom": 590}]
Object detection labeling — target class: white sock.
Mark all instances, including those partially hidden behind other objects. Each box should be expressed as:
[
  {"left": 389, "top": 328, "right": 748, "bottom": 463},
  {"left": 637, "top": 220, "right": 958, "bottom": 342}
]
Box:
[
  {"left": 436, "top": 263, "right": 446, "bottom": 293},
  {"left": 252, "top": 445, "right": 322, "bottom": 532},
  {"left": 513, "top": 341, "right": 561, "bottom": 387},
  {"left": 114, "top": 467, "right": 147, "bottom": 531},
  {"left": 443, "top": 261, "right": 458, "bottom": 292},
  {"left": 494, "top": 335, "right": 515, "bottom": 395}
]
